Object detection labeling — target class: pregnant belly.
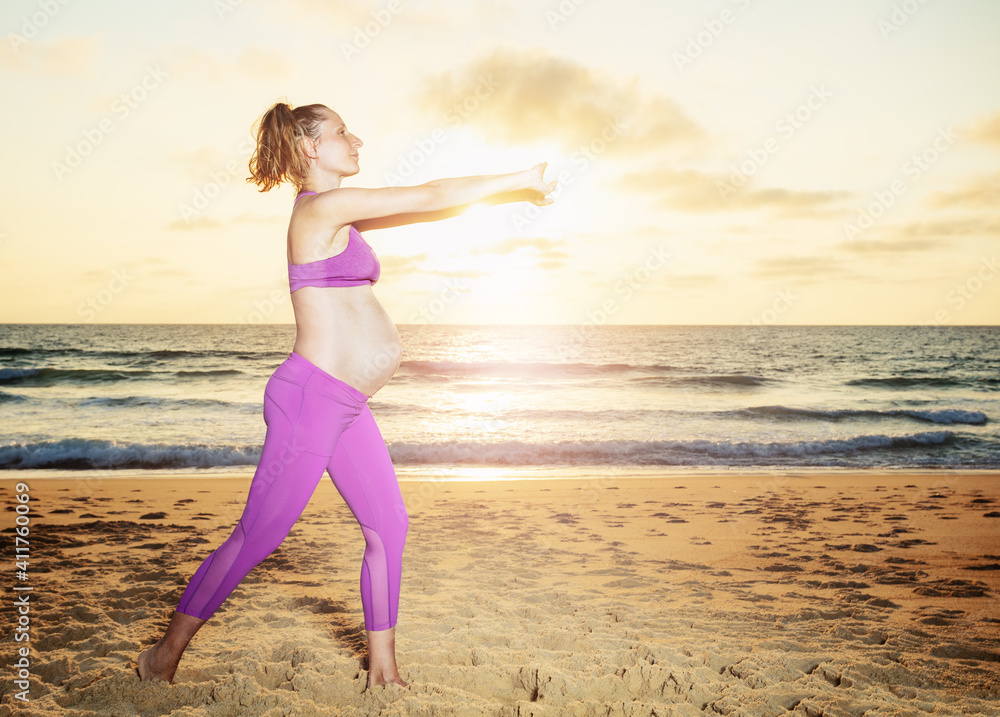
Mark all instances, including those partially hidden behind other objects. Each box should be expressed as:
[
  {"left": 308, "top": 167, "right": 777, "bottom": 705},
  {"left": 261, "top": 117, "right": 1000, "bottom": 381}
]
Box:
[{"left": 290, "top": 287, "right": 401, "bottom": 397}]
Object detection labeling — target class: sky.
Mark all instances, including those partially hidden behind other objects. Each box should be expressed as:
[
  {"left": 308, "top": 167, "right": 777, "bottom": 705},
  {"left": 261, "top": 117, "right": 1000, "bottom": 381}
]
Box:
[{"left": 1, "top": 0, "right": 999, "bottom": 325}]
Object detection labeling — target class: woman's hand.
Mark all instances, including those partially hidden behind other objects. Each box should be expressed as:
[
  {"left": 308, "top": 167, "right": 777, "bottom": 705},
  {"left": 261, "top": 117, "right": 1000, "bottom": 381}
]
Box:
[
  {"left": 523, "top": 162, "right": 558, "bottom": 206},
  {"left": 324, "top": 164, "right": 559, "bottom": 232}
]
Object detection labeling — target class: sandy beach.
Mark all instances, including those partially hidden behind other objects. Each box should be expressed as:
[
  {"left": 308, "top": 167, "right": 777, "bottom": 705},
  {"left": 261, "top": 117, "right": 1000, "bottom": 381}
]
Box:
[{"left": 1, "top": 469, "right": 998, "bottom": 716}]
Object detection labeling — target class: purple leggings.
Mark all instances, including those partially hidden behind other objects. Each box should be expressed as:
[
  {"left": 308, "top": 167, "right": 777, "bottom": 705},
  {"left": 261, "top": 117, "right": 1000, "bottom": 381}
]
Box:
[{"left": 176, "top": 351, "right": 408, "bottom": 631}]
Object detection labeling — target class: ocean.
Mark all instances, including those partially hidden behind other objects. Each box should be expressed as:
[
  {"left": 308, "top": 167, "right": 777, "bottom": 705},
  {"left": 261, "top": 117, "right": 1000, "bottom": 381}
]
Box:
[{"left": 0, "top": 324, "right": 997, "bottom": 477}]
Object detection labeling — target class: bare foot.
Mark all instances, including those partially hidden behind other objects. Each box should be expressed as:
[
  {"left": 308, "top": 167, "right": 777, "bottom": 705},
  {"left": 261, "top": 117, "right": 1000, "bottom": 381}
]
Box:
[
  {"left": 366, "top": 672, "right": 409, "bottom": 690},
  {"left": 136, "top": 643, "right": 177, "bottom": 684}
]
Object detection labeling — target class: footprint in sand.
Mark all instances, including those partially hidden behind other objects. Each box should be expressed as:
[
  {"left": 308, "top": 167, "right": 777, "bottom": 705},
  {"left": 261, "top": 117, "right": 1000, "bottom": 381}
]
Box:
[
  {"left": 929, "top": 643, "right": 1000, "bottom": 661},
  {"left": 961, "top": 561, "right": 1000, "bottom": 571},
  {"left": 912, "top": 579, "right": 989, "bottom": 598}
]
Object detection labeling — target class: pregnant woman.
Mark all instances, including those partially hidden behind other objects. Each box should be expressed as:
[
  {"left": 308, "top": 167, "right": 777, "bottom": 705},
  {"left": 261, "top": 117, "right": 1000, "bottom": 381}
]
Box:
[{"left": 136, "top": 100, "right": 556, "bottom": 689}]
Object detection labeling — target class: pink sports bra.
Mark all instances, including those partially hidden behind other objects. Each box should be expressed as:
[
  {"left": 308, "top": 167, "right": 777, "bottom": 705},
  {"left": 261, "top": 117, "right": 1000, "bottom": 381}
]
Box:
[{"left": 287, "top": 190, "right": 381, "bottom": 292}]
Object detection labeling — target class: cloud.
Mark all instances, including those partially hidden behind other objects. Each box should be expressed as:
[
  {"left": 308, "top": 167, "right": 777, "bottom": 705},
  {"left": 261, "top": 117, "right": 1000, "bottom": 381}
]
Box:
[
  {"left": 77, "top": 260, "right": 147, "bottom": 282},
  {"left": 662, "top": 273, "right": 720, "bottom": 288},
  {"left": 536, "top": 259, "right": 565, "bottom": 270},
  {"left": 964, "top": 110, "right": 1000, "bottom": 146},
  {"left": 750, "top": 256, "right": 846, "bottom": 278},
  {"left": 235, "top": 46, "right": 294, "bottom": 82},
  {"left": 618, "top": 167, "right": 851, "bottom": 213},
  {"left": 378, "top": 252, "right": 487, "bottom": 278},
  {"left": 895, "top": 217, "right": 1000, "bottom": 239},
  {"left": 146, "top": 267, "right": 193, "bottom": 279},
  {"left": 837, "top": 238, "right": 942, "bottom": 254},
  {"left": 167, "top": 217, "right": 223, "bottom": 231},
  {"left": 170, "top": 146, "right": 235, "bottom": 181},
  {"left": 0, "top": 34, "right": 102, "bottom": 77},
  {"left": 378, "top": 253, "right": 429, "bottom": 274},
  {"left": 416, "top": 47, "right": 703, "bottom": 155},
  {"left": 470, "top": 236, "right": 570, "bottom": 269},
  {"left": 232, "top": 212, "right": 288, "bottom": 225},
  {"left": 283, "top": 0, "right": 526, "bottom": 35},
  {"left": 470, "top": 237, "right": 566, "bottom": 255},
  {"left": 281, "top": 0, "right": 385, "bottom": 26},
  {"left": 165, "top": 44, "right": 293, "bottom": 83},
  {"left": 164, "top": 212, "right": 286, "bottom": 231},
  {"left": 834, "top": 217, "right": 1000, "bottom": 255},
  {"left": 166, "top": 46, "right": 230, "bottom": 83},
  {"left": 926, "top": 172, "right": 1000, "bottom": 209},
  {"left": 381, "top": 242, "right": 563, "bottom": 277}
]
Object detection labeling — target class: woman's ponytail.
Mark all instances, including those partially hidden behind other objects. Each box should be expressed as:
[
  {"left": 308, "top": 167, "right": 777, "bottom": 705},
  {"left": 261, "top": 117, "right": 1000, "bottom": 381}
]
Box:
[{"left": 247, "top": 101, "right": 330, "bottom": 193}]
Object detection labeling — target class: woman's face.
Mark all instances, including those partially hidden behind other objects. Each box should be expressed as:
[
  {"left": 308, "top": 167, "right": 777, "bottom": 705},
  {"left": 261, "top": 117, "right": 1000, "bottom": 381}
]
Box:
[{"left": 310, "top": 110, "right": 363, "bottom": 177}]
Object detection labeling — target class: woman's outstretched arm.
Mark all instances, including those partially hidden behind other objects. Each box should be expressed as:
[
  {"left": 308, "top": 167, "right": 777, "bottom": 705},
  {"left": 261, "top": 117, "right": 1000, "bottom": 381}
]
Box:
[
  {"left": 350, "top": 188, "right": 545, "bottom": 232},
  {"left": 308, "top": 163, "right": 557, "bottom": 232}
]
